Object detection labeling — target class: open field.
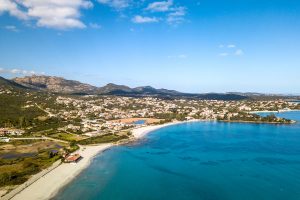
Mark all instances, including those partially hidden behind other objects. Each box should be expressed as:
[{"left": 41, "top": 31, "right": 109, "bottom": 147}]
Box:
[
  {"left": 0, "top": 140, "right": 69, "bottom": 196},
  {"left": 49, "top": 132, "right": 88, "bottom": 142},
  {"left": 0, "top": 140, "right": 65, "bottom": 154}
]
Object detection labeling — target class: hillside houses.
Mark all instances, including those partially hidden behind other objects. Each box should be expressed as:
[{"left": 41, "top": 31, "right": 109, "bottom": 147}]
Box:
[{"left": 0, "top": 128, "right": 25, "bottom": 136}]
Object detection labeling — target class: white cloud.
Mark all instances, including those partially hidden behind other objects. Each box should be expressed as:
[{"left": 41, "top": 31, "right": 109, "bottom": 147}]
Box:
[
  {"left": 219, "top": 53, "right": 229, "bottom": 57},
  {"left": 218, "top": 44, "right": 244, "bottom": 57},
  {"left": 0, "top": 0, "right": 28, "bottom": 20},
  {"left": 167, "top": 6, "right": 186, "bottom": 24},
  {"left": 4, "top": 25, "right": 19, "bottom": 32},
  {"left": 235, "top": 49, "right": 244, "bottom": 56},
  {"left": 98, "top": 0, "right": 130, "bottom": 9},
  {"left": 0, "top": 0, "right": 93, "bottom": 29},
  {"left": 145, "top": 1, "right": 186, "bottom": 25},
  {"left": 132, "top": 15, "right": 159, "bottom": 23},
  {"left": 178, "top": 54, "right": 187, "bottom": 59},
  {"left": 0, "top": 68, "right": 44, "bottom": 75},
  {"left": 89, "top": 23, "right": 101, "bottom": 29},
  {"left": 168, "top": 54, "right": 188, "bottom": 59},
  {"left": 146, "top": 0, "right": 173, "bottom": 12},
  {"left": 0, "top": 0, "right": 188, "bottom": 29}
]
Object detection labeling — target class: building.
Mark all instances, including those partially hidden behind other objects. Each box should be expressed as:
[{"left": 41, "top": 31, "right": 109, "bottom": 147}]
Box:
[
  {"left": 64, "top": 154, "right": 82, "bottom": 163},
  {"left": 0, "top": 128, "right": 25, "bottom": 136},
  {"left": 0, "top": 137, "right": 10, "bottom": 142}
]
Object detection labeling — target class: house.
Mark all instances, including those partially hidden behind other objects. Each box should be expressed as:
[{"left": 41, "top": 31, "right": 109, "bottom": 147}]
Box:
[
  {"left": 84, "top": 131, "right": 101, "bottom": 137},
  {"left": 0, "top": 137, "right": 10, "bottom": 142},
  {"left": 65, "top": 154, "right": 82, "bottom": 163},
  {"left": 0, "top": 128, "right": 25, "bottom": 136},
  {"left": 0, "top": 129, "right": 7, "bottom": 137}
]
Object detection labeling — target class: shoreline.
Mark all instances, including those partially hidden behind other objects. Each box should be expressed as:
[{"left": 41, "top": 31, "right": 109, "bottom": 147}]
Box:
[
  {"left": 6, "top": 144, "right": 112, "bottom": 200},
  {"left": 219, "top": 120, "right": 296, "bottom": 124},
  {"left": 249, "top": 109, "right": 300, "bottom": 114},
  {"left": 3, "top": 116, "right": 298, "bottom": 200},
  {"left": 4, "top": 120, "right": 191, "bottom": 200},
  {"left": 132, "top": 119, "right": 208, "bottom": 139}
]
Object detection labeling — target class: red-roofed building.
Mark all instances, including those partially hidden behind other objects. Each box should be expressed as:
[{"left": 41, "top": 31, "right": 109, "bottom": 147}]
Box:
[{"left": 65, "top": 154, "right": 82, "bottom": 163}]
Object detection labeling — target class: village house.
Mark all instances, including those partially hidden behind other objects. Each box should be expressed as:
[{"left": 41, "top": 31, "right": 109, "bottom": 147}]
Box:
[
  {"left": 64, "top": 154, "right": 82, "bottom": 163},
  {"left": 0, "top": 128, "right": 25, "bottom": 136}
]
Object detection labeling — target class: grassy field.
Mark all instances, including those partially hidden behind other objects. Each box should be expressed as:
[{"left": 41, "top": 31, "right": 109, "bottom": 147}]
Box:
[
  {"left": 77, "top": 134, "right": 129, "bottom": 145},
  {"left": 0, "top": 140, "right": 68, "bottom": 192},
  {"left": 50, "top": 132, "right": 88, "bottom": 142}
]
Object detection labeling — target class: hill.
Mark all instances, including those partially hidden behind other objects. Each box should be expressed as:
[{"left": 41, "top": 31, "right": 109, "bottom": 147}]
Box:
[
  {"left": 9, "top": 75, "right": 247, "bottom": 100},
  {"left": 0, "top": 76, "right": 30, "bottom": 91},
  {"left": 13, "top": 75, "right": 97, "bottom": 94}
]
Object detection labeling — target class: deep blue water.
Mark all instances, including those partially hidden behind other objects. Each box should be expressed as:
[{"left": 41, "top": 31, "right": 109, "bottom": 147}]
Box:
[{"left": 55, "top": 112, "right": 300, "bottom": 200}]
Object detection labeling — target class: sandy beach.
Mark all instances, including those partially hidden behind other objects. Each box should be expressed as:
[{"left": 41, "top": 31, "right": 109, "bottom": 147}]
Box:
[
  {"left": 132, "top": 120, "right": 192, "bottom": 139},
  {"left": 7, "top": 144, "right": 112, "bottom": 200},
  {"left": 3, "top": 121, "right": 188, "bottom": 200}
]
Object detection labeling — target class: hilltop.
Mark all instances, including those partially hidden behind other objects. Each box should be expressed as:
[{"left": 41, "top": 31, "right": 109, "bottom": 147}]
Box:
[
  {"left": 11, "top": 75, "right": 247, "bottom": 100},
  {"left": 13, "top": 75, "right": 97, "bottom": 94}
]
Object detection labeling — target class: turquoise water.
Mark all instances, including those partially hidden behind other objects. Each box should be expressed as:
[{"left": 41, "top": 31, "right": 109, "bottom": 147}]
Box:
[
  {"left": 256, "top": 111, "right": 300, "bottom": 122},
  {"left": 55, "top": 112, "right": 300, "bottom": 200},
  {"left": 133, "top": 120, "right": 146, "bottom": 125}
]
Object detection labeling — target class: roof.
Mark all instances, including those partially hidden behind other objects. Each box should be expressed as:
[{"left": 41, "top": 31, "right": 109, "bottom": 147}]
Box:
[{"left": 65, "top": 154, "right": 82, "bottom": 162}]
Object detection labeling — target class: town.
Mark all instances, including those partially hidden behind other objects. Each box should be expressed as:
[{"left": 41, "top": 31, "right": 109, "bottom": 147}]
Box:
[
  {"left": 1, "top": 90, "right": 300, "bottom": 196},
  {"left": 2, "top": 95, "right": 299, "bottom": 140}
]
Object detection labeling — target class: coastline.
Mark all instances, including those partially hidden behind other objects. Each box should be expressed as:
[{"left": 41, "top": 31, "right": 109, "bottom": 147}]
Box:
[
  {"left": 132, "top": 119, "right": 204, "bottom": 139},
  {"left": 6, "top": 144, "right": 112, "bottom": 200},
  {"left": 4, "top": 116, "right": 296, "bottom": 200},
  {"left": 249, "top": 109, "right": 300, "bottom": 114},
  {"left": 219, "top": 120, "right": 296, "bottom": 124},
  {"left": 4, "top": 120, "right": 190, "bottom": 200}
]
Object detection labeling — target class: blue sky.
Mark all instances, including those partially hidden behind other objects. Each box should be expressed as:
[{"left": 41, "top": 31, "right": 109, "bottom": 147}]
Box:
[{"left": 0, "top": 0, "right": 300, "bottom": 93}]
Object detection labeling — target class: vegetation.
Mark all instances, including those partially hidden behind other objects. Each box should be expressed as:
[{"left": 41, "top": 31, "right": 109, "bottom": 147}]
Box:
[
  {"left": 77, "top": 134, "right": 129, "bottom": 145},
  {"left": 220, "top": 113, "right": 293, "bottom": 124},
  {"left": 0, "top": 150, "right": 61, "bottom": 187},
  {"left": 0, "top": 94, "right": 45, "bottom": 128},
  {"left": 50, "top": 132, "right": 87, "bottom": 142}
]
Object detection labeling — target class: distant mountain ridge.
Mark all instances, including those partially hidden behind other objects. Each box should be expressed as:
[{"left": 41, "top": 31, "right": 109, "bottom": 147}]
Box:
[
  {"left": 7, "top": 75, "right": 248, "bottom": 100},
  {"left": 0, "top": 76, "right": 30, "bottom": 91},
  {"left": 13, "top": 75, "right": 97, "bottom": 94}
]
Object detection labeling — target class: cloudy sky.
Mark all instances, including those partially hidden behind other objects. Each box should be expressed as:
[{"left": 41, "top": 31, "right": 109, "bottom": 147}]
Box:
[{"left": 0, "top": 0, "right": 300, "bottom": 93}]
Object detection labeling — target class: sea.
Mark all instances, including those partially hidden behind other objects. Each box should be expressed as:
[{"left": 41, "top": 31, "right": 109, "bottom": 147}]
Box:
[{"left": 54, "top": 111, "right": 300, "bottom": 200}]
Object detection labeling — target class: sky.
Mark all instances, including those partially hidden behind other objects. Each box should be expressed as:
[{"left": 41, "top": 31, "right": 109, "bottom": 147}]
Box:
[{"left": 0, "top": 0, "right": 300, "bottom": 94}]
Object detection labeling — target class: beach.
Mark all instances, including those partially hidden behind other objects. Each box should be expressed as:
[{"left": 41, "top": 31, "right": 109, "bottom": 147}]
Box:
[
  {"left": 4, "top": 121, "right": 184, "bottom": 200},
  {"left": 6, "top": 144, "right": 112, "bottom": 200},
  {"left": 132, "top": 120, "right": 194, "bottom": 139}
]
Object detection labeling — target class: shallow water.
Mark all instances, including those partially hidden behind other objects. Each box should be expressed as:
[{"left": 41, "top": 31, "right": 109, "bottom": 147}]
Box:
[
  {"left": 55, "top": 112, "right": 300, "bottom": 200},
  {"left": 256, "top": 111, "right": 300, "bottom": 122}
]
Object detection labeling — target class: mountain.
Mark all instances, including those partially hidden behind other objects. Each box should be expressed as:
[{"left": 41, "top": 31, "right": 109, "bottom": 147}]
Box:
[
  {"left": 0, "top": 76, "right": 30, "bottom": 91},
  {"left": 133, "top": 86, "right": 181, "bottom": 95},
  {"left": 8, "top": 75, "right": 248, "bottom": 100},
  {"left": 13, "top": 75, "right": 97, "bottom": 94},
  {"left": 98, "top": 83, "right": 132, "bottom": 94}
]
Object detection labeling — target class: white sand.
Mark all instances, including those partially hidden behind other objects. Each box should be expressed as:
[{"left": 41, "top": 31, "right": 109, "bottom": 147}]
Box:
[
  {"left": 10, "top": 144, "right": 112, "bottom": 200},
  {"left": 132, "top": 121, "right": 186, "bottom": 139},
  {"left": 7, "top": 120, "right": 195, "bottom": 200}
]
